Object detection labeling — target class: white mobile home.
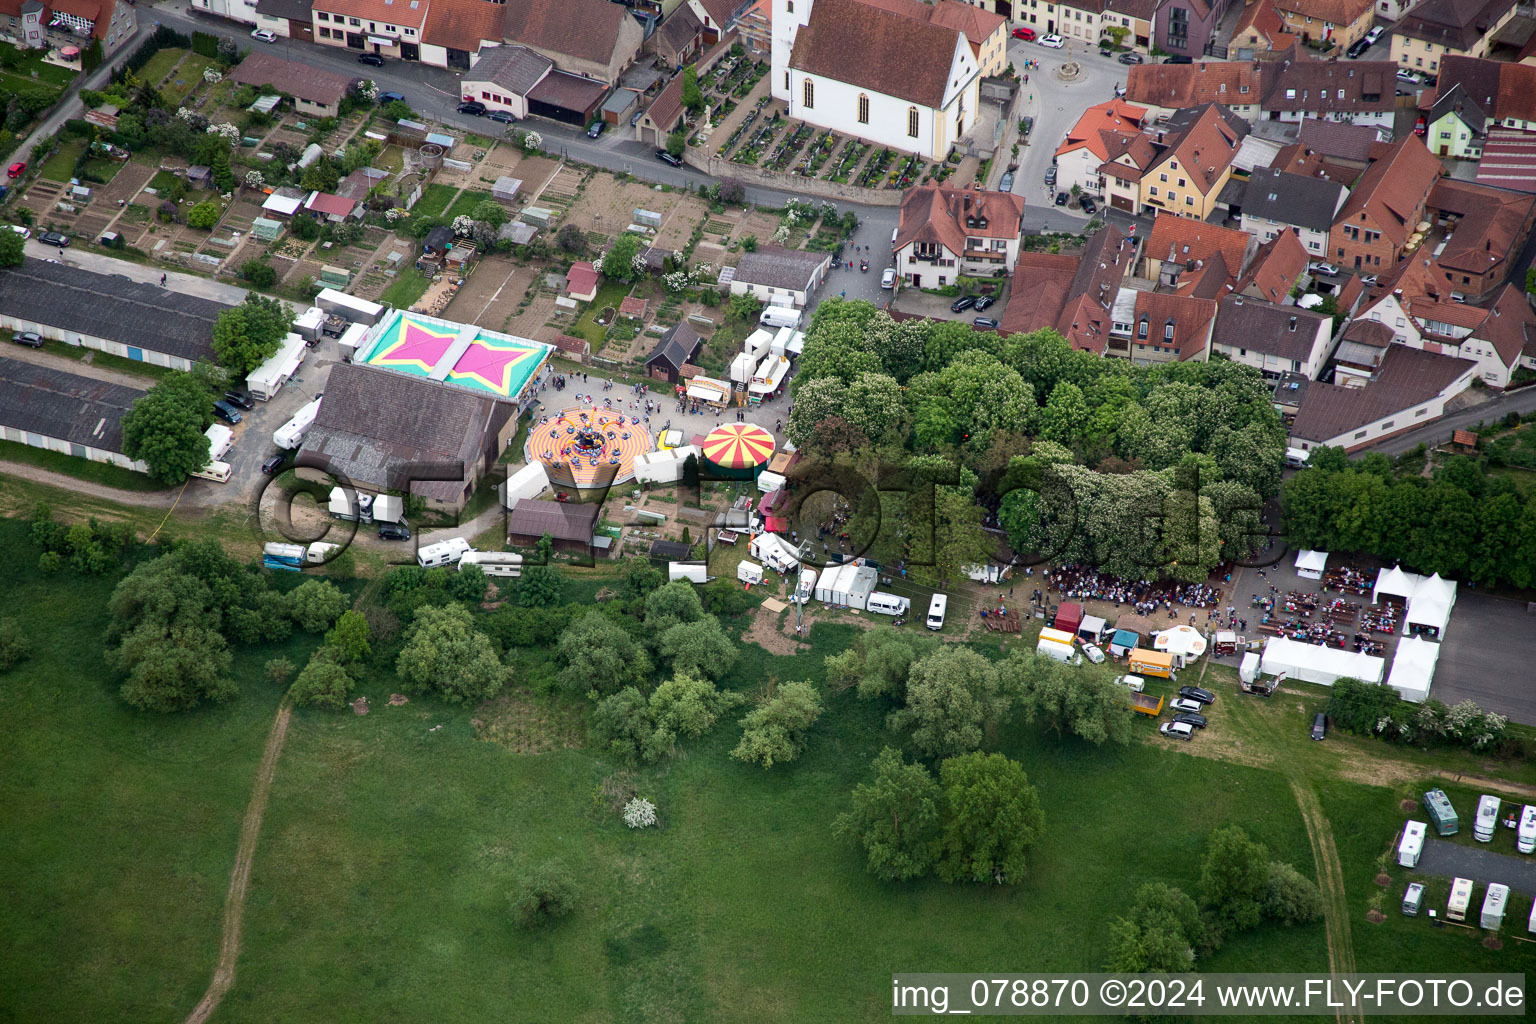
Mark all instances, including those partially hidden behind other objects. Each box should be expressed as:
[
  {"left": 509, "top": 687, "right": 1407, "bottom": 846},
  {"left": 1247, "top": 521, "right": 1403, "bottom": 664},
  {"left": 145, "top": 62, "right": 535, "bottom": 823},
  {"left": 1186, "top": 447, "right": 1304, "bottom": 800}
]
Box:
[
  {"left": 1476, "top": 795, "right": 1501, "bottom": 842},
  {"left": 792, "top": 568, "right": 817, "bottom": 603},
  {"left": 246, "top": 332, "right": 307, "bottom": 400},
  {"left": 459, "top": 550, "right": 523, "bottom": 577},
  {"left": 1447, "top": 877, "right": 1474, "bottom": 922},
  {"left": 749, "top": 532, "right": 800, "bottom": 573},
  {"left": 1397, "top": 821, "right": 1426, "bottom": 868},
  {"left": 306, "top": 541, "right": 341, "bottom": 564},
  {"left": 273, "top": 397, "right": 323, "bottom": 450},
  {"left": 417, "top": 537, "right": 471, "bottom": 568},
  {"left": 1519, "top": 805, "right": 1536, "bottom": 854},
  {"left": 1481, "top": 883, "right": 1509, "bottom": 931},
  {"left": 668, "top": 562, "right": 710, "bottom": 583},
  {"left": 205, "top": 424, "right": 234, "bottom": 462},
  {"left": 191, "top": 460, "right": 231, "bottom": 483},
  {"left": 737, "top": 560, "right": 764, "bottom": 586}
]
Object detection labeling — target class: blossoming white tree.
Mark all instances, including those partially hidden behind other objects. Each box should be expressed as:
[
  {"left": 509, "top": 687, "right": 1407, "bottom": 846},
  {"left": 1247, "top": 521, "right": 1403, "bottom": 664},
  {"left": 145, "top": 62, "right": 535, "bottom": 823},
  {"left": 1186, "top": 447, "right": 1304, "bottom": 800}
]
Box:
[
  {"left": 523, "top": 131, "right": 542, "bottom": 153},
  {"left": 244, "top": 170, "right": 265, "bottom": 190},
  {"left": 623, "top": 797, "right": 657, "bottom": 828}
]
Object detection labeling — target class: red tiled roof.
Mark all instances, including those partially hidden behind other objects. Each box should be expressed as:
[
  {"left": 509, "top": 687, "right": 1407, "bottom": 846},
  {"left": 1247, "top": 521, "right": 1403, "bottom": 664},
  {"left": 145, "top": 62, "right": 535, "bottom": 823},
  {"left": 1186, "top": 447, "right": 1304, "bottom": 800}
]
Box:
[
  {"left": 503, "top": 0, "right": 634, "bottom": 68},
  {"left": 1124, "top": 60, "right": 1262, "bottom": 109},
  {"left": 565, "top": 261, "right": 599, "bottom": 294},
  {"left": 1429, "top": 177, "right": 1535, "bottom": 280},
  {"left": 619, "top": 296, "right": 648, "bottom": 317},
  {"left": 1236, "top": 229, "right": 1308, "bottom": 304},
  {"left": 1471, "top": 284, "right": 1536, "bottom": 369},
  {"left": 1151, "top": 103, "right": 1242, "bottom": 197},
  {"left": 1145, "top": 216, "right": 1251, "bottom": 278},
  {"left": 1271, "top": 0, "right": 1372, "bottom": 25},
  {"left": 553, "top": 334, "right": 592, "bottom": 355},
  {"left": 423, "top": 0, "right": 506, "bottom": 52},
  {"left": 229, "top": 51, "right": 355, "bottom": 107},
  {"left": 1054, "top": 98, "right": 1148, "bottom": 164},
  {"left": 997, "top": 251, "right": 1079, "bottom": 336},
  {"left": 315, "top": 0, "right": 426, "bottom": 24},
  {"left": 790, "top": 0, "right": 965, "bottom": 109},
  {"left": 1291, "top": 345, "right": 1475, "bottom": 444},
  {"left": 1232, "top": 0, "right": 1295, "bottom": 49},
  {"left": 1132, "top": 291, "right": 1218, "bottom": 361},
  {"left": 895, "top": 184, "right": 1025, "bottom": 255},
  {"left": 305, "top": 191, "right": 356, "bottom": 217},
  {"left": 1333, "top": 136, "right": 1443, "bottom": 249}
]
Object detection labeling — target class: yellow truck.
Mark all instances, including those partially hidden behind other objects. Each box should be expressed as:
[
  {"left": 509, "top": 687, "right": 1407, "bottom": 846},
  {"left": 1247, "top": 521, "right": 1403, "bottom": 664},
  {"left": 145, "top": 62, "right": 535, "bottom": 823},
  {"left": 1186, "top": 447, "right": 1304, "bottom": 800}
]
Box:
[{"left": 1128, "top": 649, "right": 1176, "bottom": 679}]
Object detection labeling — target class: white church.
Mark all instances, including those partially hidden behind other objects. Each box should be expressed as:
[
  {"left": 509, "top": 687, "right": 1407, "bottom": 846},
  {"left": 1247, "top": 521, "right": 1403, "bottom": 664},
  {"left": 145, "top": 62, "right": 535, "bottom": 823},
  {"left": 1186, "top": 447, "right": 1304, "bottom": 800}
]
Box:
[{"left": 771, "top": 0, "right": 983, "bottom": 162}]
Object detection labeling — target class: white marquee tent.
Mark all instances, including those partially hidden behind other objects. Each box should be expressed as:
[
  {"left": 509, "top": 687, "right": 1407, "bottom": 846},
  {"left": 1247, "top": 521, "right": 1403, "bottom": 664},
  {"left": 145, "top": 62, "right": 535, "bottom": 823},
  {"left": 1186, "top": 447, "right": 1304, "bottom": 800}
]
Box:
[
  {"left": 1259, "top": 636, "right": 1385, "bottom": 686},
  {"left": 1153, "top": 625, "right": 1208, "bottom": 660},
  {"left": 1295, "top": 549, "right": 1329, "bottom": 580},
  {"left": 1372, "top": 565, "right": 1421, "bottom": 605},
  {"left": 1404, "top": 572, "right": 1457, "bottom": 637},
  {"left": 1386, "top": 635, "right": 1440, "bottom": 703}
]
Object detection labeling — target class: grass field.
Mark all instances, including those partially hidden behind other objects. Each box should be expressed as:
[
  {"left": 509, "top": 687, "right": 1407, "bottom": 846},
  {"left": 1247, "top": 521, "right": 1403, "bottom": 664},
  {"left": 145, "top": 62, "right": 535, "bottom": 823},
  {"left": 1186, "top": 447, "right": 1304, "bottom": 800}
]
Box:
[
  {"left": 411, "top": 183, "right": 458, "bottom": 221},
  {"left": 138, "top": 48, "right": 188, "bottom": 89},
  {"left": 378, "top": 272, "right": 431, "bottom": 310},
  {"left": 442, "top": 188, "right": 494, "bottom": 223},
  {"left": 0, "top": 439, "right": 166, "bottom": 492},
  {"left": 4, "top": 510, "right": 1535, "bottom": 1022},
  {"left": 37, "top": 138, "right": 87, "bottom": 184}
]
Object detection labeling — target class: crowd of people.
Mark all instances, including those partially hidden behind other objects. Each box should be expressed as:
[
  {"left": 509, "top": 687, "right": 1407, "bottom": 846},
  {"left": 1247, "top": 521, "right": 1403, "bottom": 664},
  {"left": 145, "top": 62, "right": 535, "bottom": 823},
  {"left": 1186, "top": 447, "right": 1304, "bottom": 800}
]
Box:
[{"left": 1043, "top": 563, "right": 1225, "bottom": 617}]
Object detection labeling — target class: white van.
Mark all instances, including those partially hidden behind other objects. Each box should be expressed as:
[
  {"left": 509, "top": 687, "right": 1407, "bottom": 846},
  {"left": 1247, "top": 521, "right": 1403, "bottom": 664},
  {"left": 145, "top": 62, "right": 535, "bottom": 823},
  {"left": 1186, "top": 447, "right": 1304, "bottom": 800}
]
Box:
[
  {"left": 1036, "top": 638, "right": 1082, "bottom": 665},
  {"left": 759, "top": 306, "right": 802, "bottom": 330},
  {"left": 926, "top": 594, "right": 947, "bottom": 630},
  {"left": 866, "top": 592, "right": 910, "bottom": 616},
  {"left": 1285, "top": 447, "right": 1311, "bottom": 469},
  {"left": 1475, "top": 795, "right": 1500, "bottom": 842}
]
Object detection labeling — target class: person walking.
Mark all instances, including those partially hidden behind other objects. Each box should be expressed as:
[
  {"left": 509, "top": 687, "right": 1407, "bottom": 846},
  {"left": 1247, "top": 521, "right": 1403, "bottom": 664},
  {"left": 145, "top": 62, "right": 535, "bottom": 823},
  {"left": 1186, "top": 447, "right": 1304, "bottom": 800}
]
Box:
[{"left": 160, "top": 273, "right": 167, "bottom": 286}]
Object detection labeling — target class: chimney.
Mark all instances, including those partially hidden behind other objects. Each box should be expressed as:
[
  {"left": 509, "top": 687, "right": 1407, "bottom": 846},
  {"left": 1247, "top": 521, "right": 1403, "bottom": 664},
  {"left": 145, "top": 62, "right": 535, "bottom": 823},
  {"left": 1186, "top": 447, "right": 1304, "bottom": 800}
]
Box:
[
  {"left": 964, "top": 193, "right": 971, "bottom": 211},
  {"left": 1288, "top": 316, "right": 1297, "bottom": 332}
]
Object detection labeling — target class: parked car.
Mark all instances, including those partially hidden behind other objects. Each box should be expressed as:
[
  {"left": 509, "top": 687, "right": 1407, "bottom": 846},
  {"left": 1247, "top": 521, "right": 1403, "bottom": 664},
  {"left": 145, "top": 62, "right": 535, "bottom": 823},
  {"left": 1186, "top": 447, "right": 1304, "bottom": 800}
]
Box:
[
  {"left": 1022, "top": 116, "right": 1034, "bottom": 135},
  {"left": 1044, "top": 164, "right": 1057, "bottom": 184},
  {"left": 457, "top": 100, "right": 487, "bottom": 116},
  {"left": 1117, "top": 51, "right": 1144, "bottom": 65},
  {"left": 1308, "top": 261, "right": 1341, "bottom": 276},
  {"left": 1173, "top": 711, "right": 1208, "bottom": 729},
  {"left": 1346, "top": 38, "right": 1370, "bottom": 58},
  {"left": 223, "top": 389, "right": 255, "bottom": 410},
  {"left": 656, "top": 149, "right": 683, "bottom": 166},
  {"left": 1054, "top": 191, "right": 1068, "bottom": 206},
  {"left": 950, "top": 295, "right": 977, "bottom": 313},
  {"left": 1079, "top": 196, "right": 1097, "bottom": 215},
  {"left": 9, "top": 224, "right": 29, "bottom": 239},
  {"left": 880, "top": 267, "right": 896, "bottom": 289},
  {"left": 12, "top": 331, "right": 44, "bottom": 348},
  {"left": 6, "top": 161, "right": 25, "bottom": 178},
  {"left": 39, "top": 231, "right": 68, "bottom": 247},
  {"left": 973, "top": 294, "right": 995, "bottom": 311},
  {"left": 1169, "top": 697, "right": 1204, "bottom": 714},
  {"left": 1163, "top": 55, "right": 1192, "bottom": 64},
  {"left": 1082, "top": 642, "right": 1105, "bottom": 664},
  {"left": 998, "top": 171, "right": 1014, "bottom": 192},
  {"left": 1413, "top": 115, "right": 1427, "bottom": 137},
  {"left": 1012, "top": 26, "right": 1036, "bottom": 40},
  {"left": 1365, "top": 25, "right": 1384, "bottom": 45},
  {"left": 212, "top": 400, "right": 243, "bottom": 425},
  {"left": 250, "top": 28, "right": 277, "bottom": 43},
  {"left": 261, "top": 453, "right": 288, "bottom": 474},
  {"left": 587, "top": 121, "right": 605, "bottom": 138},
  {"left": 357, "top": 52, "right": 385, "bottom": 66},
  {"left": 1311, "top": 712, "right": 1327, "bottom": 741},
  {"left": 486, "top": 110, "right": 515, "bottom": 124},
  {"left": 1178, "top": 685, "right": 1215, "bottom": 705},
  {"left": 1359, "top": 273, "right": 1379, "bottom": 286},
  {"left": 379, "top": 91, "right": 405, "bottom": 104},
  {"left": 1396, "top": 68, "right": 1420, "bottom": 84},
  {"left": 378, "top": 521, "right": 412, "bottom": 541},
  {"left": 973, "top": 316, "right": 1001, "bottom": 329},
  {"left": 1040, "top": 34, "right": 1065, "bottom": 48},
  {"left": 1160, "top": 721, "right": 1194, "bottom": 741}
]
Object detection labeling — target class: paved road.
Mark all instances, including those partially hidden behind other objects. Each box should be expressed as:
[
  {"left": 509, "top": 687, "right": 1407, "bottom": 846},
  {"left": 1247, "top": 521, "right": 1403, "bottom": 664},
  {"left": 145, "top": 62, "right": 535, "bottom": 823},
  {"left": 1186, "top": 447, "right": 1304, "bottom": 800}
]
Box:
[
  {"left": 1357, "top": 386, "right": 1536, "bottom": 455},
  {"left": 1006, "top": 36, "right": 1121, "bottom": 224},
  {"left": 23, "top": 237, "right": 274, "bottom": 306},
  {"left": 1418, "top": 835, "right": 1536, "bottom": 897}
]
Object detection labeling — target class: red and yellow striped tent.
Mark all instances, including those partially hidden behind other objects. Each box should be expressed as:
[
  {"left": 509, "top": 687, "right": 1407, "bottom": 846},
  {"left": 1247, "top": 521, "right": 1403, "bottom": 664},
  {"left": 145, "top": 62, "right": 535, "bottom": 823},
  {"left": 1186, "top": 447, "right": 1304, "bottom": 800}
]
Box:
[{"left": 701, "top": 423, "right": 775, "bottom": 478}]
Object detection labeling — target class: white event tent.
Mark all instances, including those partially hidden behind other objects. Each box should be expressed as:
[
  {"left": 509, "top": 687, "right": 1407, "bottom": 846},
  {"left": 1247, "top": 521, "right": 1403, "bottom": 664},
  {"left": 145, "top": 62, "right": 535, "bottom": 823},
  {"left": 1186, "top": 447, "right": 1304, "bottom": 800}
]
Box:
[
  {"left": 1386, "top": 635, "right": 1441, "bottom": 703},
  {"left": 1295, "top": 549, "right": 1329, "bottom": 580},
  {"left": 1259, "top": 636, "right": 1385, "bottom": 686}
]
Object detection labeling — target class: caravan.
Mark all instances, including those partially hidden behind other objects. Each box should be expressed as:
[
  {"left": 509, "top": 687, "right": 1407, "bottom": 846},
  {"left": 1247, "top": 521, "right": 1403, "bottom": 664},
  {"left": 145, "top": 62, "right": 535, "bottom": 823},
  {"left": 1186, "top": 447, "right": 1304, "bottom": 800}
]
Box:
[
  {"left": 668, "top": 562, "right": 710, "bottom": 584},
  {"left": 1482, "top": 883, "right": 1509, "bottom": 931},
  {"left": 192, "top": 460, "right": 231, "bottom": 483},
  {"left": 1446, "top": 877, "right": 1474, "bottom": 922},
  {"left": 417, "top": 537, "right": 471, "bottom": 569},
  {"left": 204, "top": 424, "right": 233, "bottom": 462},
  {"left": 1475, "top": 795, "right": 1500, "bottom": 842},
  {"left": 1397, "top": 821, "right": 1426, "bottom": 868},
  {"left": 306, "top": 541, "right": 340, "bottom": 564},
  {"left": 273, "top": 397, "right": 323, "bottom": 450},
  {"left": 459, "top": 550, "right": 523, "bottom": 577},
  {"left": 1519, "top": 805, "right": 1536, "bottom": 854},
  {"left": 737, "top": 560, "right": 764, "bottom": 586},
  {"left": 1423, "top": 789, "right": 1459, "bottom": 836}
]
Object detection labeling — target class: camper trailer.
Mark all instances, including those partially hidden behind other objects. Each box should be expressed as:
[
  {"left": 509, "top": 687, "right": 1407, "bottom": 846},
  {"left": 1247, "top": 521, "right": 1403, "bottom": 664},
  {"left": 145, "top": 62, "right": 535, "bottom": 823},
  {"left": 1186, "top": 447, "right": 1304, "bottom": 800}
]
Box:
[
  {"left": 1482, "top": 883, "right": 1509, "bottom": 931},
  {"left": 737, "top": 561, "right": 764, "bottom": 586},
  {"left": 459, "top": 550, "right": 523, "bottom": 577},
  {"left": 192, "top": 460, "right": 231, "bottom": 483},
  {"left": 1397, "top": 821, "right": 1427, "bottom": 868},
  {"left": 668, "top": 562, "right": 710, "bottom": 584},
  {"left": 865, "top": 592, "right": 910, "bottom": 617},
  {"left": 204, "top": 424, "right": 233, "bottom": 462},
  {"left": 1519, "top": 805, "right": 1536, "bottom": 854},
  {"left": 1446, "top": 877, "right": 1474, "bottom": 922},
  {"left": 262, "top": 542, "right": 305, "bottom": 572},
  {"left": 417, "top": 537, "right": 471, "bottom": 569},
  {"left": 306, "top": 542, "right": 340, "bottom": 564},
  {"left": 749, "top": 532, "right": 800, "bottom": 573},
  {"left": 273, "top": 397, "right": 322, "bottom": 450},
  {"left": 1423, "top": 789, "right": 1459, "bottom": 836},
  {"left": 1475, "top": 795, "right": 1501, "bottom": 842},
  {"left": 1402, "top": 883, "right": 1425, "bottom": 917}
]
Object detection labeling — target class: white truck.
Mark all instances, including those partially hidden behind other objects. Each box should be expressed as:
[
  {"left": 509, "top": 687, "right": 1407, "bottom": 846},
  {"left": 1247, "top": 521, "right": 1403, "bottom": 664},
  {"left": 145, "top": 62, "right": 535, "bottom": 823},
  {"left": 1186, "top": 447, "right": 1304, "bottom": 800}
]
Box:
[
  {"left": 1036, "top": 636, "right": 1082, "bottom": 666},
  {"left": 273, "top": 397, "right": 323, "bottom": 450},
  {"left": 737, "top": 560, "right": 764, "bottom": 586},
  {"left": 1397, "top": 820, "right": 1426, "bottom": 868},
  {"left": 1475, "top": 795, "right": 1500, "bottom": 842}
]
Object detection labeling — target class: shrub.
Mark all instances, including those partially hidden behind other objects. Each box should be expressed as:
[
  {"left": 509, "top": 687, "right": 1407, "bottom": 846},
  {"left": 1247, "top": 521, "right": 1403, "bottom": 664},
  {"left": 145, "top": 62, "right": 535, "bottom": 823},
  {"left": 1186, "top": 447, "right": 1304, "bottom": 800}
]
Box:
[
  {"left": 510, "top": 864, "right": 577, "bottom": 929},
  {"left": 186, "top": 200, "right": 220, "bottom": 230},
  {"left": 0, "top": 617, "right": 33, "bottom": 672}
]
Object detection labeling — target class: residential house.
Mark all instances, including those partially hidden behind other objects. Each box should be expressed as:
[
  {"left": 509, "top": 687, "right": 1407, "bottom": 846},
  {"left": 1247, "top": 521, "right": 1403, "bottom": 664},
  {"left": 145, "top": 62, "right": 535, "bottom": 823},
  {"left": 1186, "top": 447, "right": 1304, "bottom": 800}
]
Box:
[
  {"left": 893, "top": 184, "right": 1027, "bottom": 288},
  {"left": 458, "top": 44, "right": 554, "bottom": 119},
  {"left": 1156, "top": 0, "right": 1238, "bottom": 58},
  {"left": 1211, "top": 295, "right": 1334, "bottom": 377},
  {"left": 0, "top": 259, "right": 229, "bottom": 371},
  {"left": 1328, "top": 136, "right": 1443, "bottom": 270},
  {"left": 1426, "top": 82, "right": 1491, "bottom": 158},
  {"left": 1230, "top": 0, "right": 1297, "bottom": 58},
  {"left": 228, "top": 51, "right": 356, "bottom": 117},
  {"left": 1378, "top": 0, "right": 1425, "bottom": 22},
  {"left": 1138, "top": 103, "right": 1244, "bottom": 219},
  {"left": 1235, "top": 228, "right": 1312, "bottom": 302},
  {"left": 1018, "top": 0, "right": 1161, "bottom": 50},
  {"left": 1261, "top": 45, "right": 1394, "bottom": 127},
  {"left": 1289, "top": 343, "right": 1477, "bottom": 451},
  {"left": 1297, "top": 117, "right": 1382, "bottom": 169},
  {"left": 635, "top": 71, "right": 690, "bottom": 146},
  {"left": 644, "top": 322, "right": 705, "bottom": 383},
  {"left": 1103, "top": 0, "right": 1161, "bottom": 50},
  {"left": 1427, "top": 176, "right": 1536, "bottom": 299},
  {"left": 1331, "top": 317, "right": 1395, "bottom": 381},
  {"left": 300, "top": 362, "right": 518, "bottom": 513},
  {"left": 729, "top": 246, "right": 833, "bottom": 306},
  {"left": 776, "top": 0, "right": 982, "bottom": 161},
  {"left": 1272, "top": 0, "right": 1376, "bottom": 50},
  {"left": 1053, "top": 98, "right": 1149, "bottom": 197},
  {"left": 1391, "top": 0, "right": 1520, "bottom": 76},
  {"left": 737, "top": 0, "right": 771, "bottom": 53},
  {"left": 1124, "top": 60, "right": 1264, "bottom": 120},
  {"left": 503, "top": 0, "right": 645, "bottom": 85},
  {"left": 648, "top": 6, "right": 705, "bottom": 69},
  {"left": 565, "top": 261, "right": 600, "bottom": 302},
  {"left": 1141, "top": 214, "right": 1254, "bottom": 285},
  {"left": 310, "top": 0, "right": 428, "bottom": 61},
  {"left": 0, "top": 358, "right": 147, "bottom": 474},
  {"left": 690, "top": 0, "right": 748, "bottom": 44},
  {"left": 418, "top": 0, "right": 505, "bottom": 69},
  {"left": 1099, "top": 129, "right": 1163, "bottom": 212},
  {"left": 6, "top": 0, "right": 139, "bottom": 53},
  {"left": 998, "top": 225, "right": 1138, "bottom": 353},
  {"left": 1109, "top": 290, "right": 1219, "bottom": 363},
  {"left": 1230, "top": 166, "right": 1349, "bottom": 255},
  {"left": 1422, "top": 56, "right": 1536, "bottom": 160},
  {"left": 253, "top": 0, "right": 314, "bottom": 41}
]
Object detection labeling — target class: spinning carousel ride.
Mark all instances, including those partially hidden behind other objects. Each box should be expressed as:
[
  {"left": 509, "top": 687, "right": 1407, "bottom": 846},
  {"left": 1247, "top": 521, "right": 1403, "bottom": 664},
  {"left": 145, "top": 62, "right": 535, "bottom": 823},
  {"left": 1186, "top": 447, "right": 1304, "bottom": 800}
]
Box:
[{"left": 527, "top": 406, "right": 652, "bottom": 487}]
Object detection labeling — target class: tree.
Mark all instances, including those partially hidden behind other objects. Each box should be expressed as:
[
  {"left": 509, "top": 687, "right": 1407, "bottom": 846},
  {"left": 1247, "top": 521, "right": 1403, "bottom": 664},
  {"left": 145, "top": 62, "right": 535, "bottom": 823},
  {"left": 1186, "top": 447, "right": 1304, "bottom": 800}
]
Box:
[
  {"left": 210, "top": 145, "right": 235, "bottom": 192},
  {"left": 1263, "top": 861, "right": 1325, "bottom": 926},
  {"left": 657, "top": 616, "right": 737, "bottom": 679},
  {"left": 649, "top": 671, "right": 742, "bottom": 742},
  {"left": 120, "top": 372, "right": 214, "bottom": 484},
  {"left": 556, "top": 611, "right": 651, "bottom": 696},
  {"left": 241, "top": 259, "right": 276, "bottom": 287},
  {"left": 888, "top": 646, "right": 1011, "bottom": 759},
  {"left": 324, "top": 609, "right": 371, "bottom": 664},
  {"left": 825, "top": 630, "right": 937, "bottom": 702},
  {"left": 1002, "top": 649, "right": 1135, "bottom": 745},
  {"left": 557, "top": 223, "right": 586, "bottom": 254},
  {"left": 299, "top": 158, "right": 338, "bottom": 192},
  {"left": 0, "top": 226, "right": 24, "bottom": 267},
  {"left": 833, "top": 747, "right": 943, "bottom": 881},
  {"left": 0, "top": 616, "right": 33, "bottom": 671},
  {"left": 1199, "top": 825, "right": 1270, "bottom": 933},
  {"left": 1105, "top": 883, "right": 1204, "bottom": 973},
  {"left": 514, "top": 564, "right": 562, "bottom": 607},
  {"left": 395, "top": 603, "right": 506, "bottom": 703},
  {"left": 592, "top": 686, "right": 655, "bottom": 764},
  {"left": 600, "top": 233, "right": 641, "bottom": 281},
  {"left": 1324, "top": 677, "right": 1404, "bottom": 737},
  {"left": 186, "top": 200, "right": 220, "bottom": 229},
  {"left": 511, "top": 863, "right": 577, "bottom": 929},
  {"left": 470, "top": 199, "right": 508, "bottom": 228},
  {"left": 289, "top": 648, "right": 353, "bottom": 709},
  {"left": 936, "top": 752, "right": 1045, "bottom": 885},
  {"left": 731, "top": 681, "right": 824, "bottom": 768},
  {"left": 643, "top": 580, "right": 706, "bottom": 631},
  {"left": 211, "top": 293, "right": 294, "bottom": 378},
  {"left": 666, "top": 129, "right": 686, "bottom": 158},
  {"left": 681, "top": 65, "right": 703, "bottom": 112},
  {"left": 287, "top": 578, "right": 348, "bottom": 633}
]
